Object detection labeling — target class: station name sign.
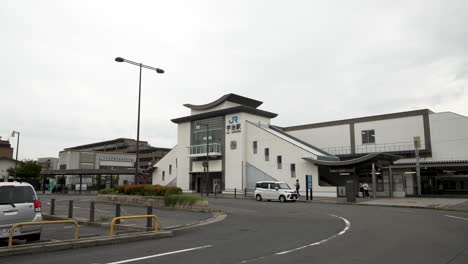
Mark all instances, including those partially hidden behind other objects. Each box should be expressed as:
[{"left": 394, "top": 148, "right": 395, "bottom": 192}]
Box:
[
  {"left": 99, "top": 156, "right": 134, "bottom": 162},
  {"left": 226, "top": 115, "right": 241, "bottom": 135}
]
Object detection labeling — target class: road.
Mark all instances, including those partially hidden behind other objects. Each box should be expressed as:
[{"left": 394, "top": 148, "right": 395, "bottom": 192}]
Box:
[{"left": 2, "top": 198, "right": 468, "bottom": 264}]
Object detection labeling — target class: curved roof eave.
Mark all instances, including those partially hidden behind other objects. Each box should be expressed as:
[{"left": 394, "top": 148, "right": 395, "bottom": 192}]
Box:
[
  {"left": 183, "top": 93, "right": 263, "bottom": 110},
  {"left": 303, "top": 152, "right": 401, "bottom": 166},
  {"left": 171, "top": 106, "right": 277, "bottom": 123}
]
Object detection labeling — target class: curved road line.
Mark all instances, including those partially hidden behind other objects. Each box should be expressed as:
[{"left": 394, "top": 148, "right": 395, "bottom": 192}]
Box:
[{"left": 240, "top": 214, "right": 351, "bottom": 263}]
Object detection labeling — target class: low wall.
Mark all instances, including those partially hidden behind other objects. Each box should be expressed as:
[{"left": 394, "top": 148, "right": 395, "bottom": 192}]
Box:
[{"left": 96, "top": 194, "right": 209, "bottom": 212}]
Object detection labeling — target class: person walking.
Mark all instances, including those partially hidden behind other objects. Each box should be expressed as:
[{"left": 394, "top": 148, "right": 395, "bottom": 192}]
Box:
[
  {"left": 359, "top": 182, "right": 364, "bottom": 198},
  {"left": 363, "top": 181, "right": 369, "bottom": 198},
  {"left": 295, "top": 179, "right": 300, "bottom": 196}
]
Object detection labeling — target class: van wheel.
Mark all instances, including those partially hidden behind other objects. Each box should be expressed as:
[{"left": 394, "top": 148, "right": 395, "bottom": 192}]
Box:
[
  {"left": 279, "top": 196, "right": 286, "bottom": 203},
  {"left": 256, "top": 194, "right": 262, "bottom": 201},
  {"left": 26, "top": 233, "right": 41, "bottom": 242}
]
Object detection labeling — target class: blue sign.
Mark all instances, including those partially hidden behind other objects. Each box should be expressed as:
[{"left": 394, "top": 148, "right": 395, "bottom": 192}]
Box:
[
  {"left": 307, "top": 175, "right": 312, "bottom": 189},
  {"left": 228, "top": 116, "right": 239, "bottom": 124}
]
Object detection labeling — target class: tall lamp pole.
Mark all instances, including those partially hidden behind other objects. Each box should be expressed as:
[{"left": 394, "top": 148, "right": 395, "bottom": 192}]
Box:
[
  {"left": 115, "top": 57, "right": 164, "bottom": 182},
  {"left": 11, "top": 130, "right": 20, "bottom": 179}
]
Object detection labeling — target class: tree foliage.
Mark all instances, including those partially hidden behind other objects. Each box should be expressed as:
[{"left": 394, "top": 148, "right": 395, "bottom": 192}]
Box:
[{"left": 7, "top": 160, "right": 42, "bottom": 179}]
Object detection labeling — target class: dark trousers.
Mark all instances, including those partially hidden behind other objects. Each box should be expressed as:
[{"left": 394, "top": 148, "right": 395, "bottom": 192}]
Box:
[{"left": 296, "top": 189, "right": 300, "bottom": 196}]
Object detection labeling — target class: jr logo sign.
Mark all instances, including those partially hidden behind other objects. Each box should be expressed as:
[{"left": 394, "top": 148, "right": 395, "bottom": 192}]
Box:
[
  {"left": 228, "top": 116, "right": 239, "bottom": 124},
  {"left": 226, "top": 115, "right": 241, "bottom": 134}
]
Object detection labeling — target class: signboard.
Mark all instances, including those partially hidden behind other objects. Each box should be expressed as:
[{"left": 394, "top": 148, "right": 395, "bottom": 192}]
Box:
[
  {"left": 306, "top": 175, "right": 312, "bottom": 189},
  {"left": 75, "top": 184, "right": 87, "bottom": 191},
  {"left": 226, "top": 115, "right": 241, "bottom": 134}
]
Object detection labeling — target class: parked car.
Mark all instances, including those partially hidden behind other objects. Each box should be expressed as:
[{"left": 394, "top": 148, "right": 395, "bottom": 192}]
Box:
[
  {"left": 254, "top": 181, "right": 298, "bottom": 202},
  {"left": 0, "top": 182, "right": 42, "bottom": 241}
]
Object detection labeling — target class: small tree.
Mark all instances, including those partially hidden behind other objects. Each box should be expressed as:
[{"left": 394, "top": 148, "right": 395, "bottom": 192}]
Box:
[{"left": 7, "top": 160, "right": 42, "bottom": 179}]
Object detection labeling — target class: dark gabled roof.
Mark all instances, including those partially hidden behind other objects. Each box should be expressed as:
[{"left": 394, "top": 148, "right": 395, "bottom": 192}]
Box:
[
  {"left": 65, "top": 138, "right": 148, "bottom": 151},
  {"left": 183, "top": 93, "right": 263, "bottom": 110},
  {"left": 303, "top": 152, "right": 401, "bottom": 166},
  {"left": 281, "top": 109, "right": 434, "bottom": 131},
  {"left": 171, "top": 106, "right": 278, "bottom": 124}
]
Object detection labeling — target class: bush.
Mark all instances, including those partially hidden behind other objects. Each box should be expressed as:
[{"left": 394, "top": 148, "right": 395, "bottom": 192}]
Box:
[
  {"left": 98, "top": 188, "right": 115, "bottom": 194},
  {"left": 164, "top": 194, "right": 203, "bottom": 207},
  {"left": 110, "top": 184, "right": 182, "bottom": 196}
]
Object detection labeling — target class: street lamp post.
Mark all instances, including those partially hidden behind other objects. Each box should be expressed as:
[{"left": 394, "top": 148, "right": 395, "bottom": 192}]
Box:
[
  {"left": 115, "top": 57, "right": 164, "bottom": 182},
  {"left": 11, "top": 130, "right": 20, "bottom": 179}
]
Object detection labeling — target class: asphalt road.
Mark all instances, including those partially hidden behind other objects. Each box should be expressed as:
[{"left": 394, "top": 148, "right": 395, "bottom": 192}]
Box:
[{"left": 3, "top": 198, "right": 468, "bottom": 264}]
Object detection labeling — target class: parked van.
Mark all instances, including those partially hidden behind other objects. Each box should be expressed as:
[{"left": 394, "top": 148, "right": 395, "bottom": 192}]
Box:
[
  {"left": 0, "top": 182, "right": 42, "bottom": 241},
  {"left": 254, "top": 181, "right": 298, "bottom": 202}
]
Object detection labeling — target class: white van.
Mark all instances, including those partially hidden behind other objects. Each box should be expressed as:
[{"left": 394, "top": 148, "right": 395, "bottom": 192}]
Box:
[
  {"left": 254, "top": 181, "right": 298, "bottom": 202},
  {"left": 0, "top": 182, "right": 43, "bottom": 241}
]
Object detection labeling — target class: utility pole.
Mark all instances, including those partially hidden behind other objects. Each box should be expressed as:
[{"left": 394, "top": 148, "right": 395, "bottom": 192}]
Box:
[{"left": 414, "top": 136, "right": 422, "bottom": 196}]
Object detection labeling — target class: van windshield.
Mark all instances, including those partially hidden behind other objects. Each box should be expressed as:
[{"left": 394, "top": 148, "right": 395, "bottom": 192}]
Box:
[
  {"left": 277, "top": 183, "right": 291, "bottom": 189},
  {"left": 0, "top": 186, "right": 35, "bottom": 204}
]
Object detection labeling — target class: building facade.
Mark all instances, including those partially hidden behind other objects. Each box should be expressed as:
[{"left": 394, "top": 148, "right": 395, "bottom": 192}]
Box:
[
  {"left": 153, "top": 94, "right": 468, "bottom": 197},
  {"left": 0, "top": 138, "right": 13, "bottom": 159}
]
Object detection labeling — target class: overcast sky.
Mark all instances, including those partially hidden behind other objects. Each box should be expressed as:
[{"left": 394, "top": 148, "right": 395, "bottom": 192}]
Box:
[{"left": 1, "top": 0, "right": 467, "bottom": 160}]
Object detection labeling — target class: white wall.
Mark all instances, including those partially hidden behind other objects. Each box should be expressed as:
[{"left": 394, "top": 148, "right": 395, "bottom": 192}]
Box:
[
  {"left": 354, "top": 116, "right": 425, "bottom": 152},
  {"left": 0, "top": 159, "right": 15, "bottom": 181},
  {"left": 246, "top": 122, "right": 337, "bottom": 197},
  {"left": 429, "top": 112, "right": 468, "bottom": 160},
  {"left": 152, "top": 145, "right": 179, "bottom": 186},
  {"left": 287, "top": 125, "right": 350, "bottom": 150},
  {"left": 58, "top": 151, "right": 80, "bottom": 169}
]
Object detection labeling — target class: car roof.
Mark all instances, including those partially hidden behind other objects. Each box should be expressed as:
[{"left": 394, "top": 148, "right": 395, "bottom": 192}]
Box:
[
  {"left": 0, "top": 182, "right": 34, "bottom": 187},
  {"left": 256, "top": 181, "right": 286, "bottom": 184}
]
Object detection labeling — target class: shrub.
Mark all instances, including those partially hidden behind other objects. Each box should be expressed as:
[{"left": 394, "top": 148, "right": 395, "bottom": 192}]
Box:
[
  {"left": 98, "top": 188, "right": 115, "bottom": 194},
  {"left": 108, "top": 184, "right": 182, "bottom": 196},
  {"left": 164, "top": 194, "right": 203, "bottom": 207}
]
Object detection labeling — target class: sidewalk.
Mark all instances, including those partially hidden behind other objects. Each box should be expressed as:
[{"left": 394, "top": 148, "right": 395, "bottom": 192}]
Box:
[{"left": 302, "top": 196, "right": 468, "bottom": 211}]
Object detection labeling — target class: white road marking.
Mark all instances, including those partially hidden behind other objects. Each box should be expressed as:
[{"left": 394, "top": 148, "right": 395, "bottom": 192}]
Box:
[
  {"left": 64, "top": 226, "right": 73, "bottom": 229},
  {"left": 274, "top": 214, "right": 351, "bottom": 255},
  {"left": 445, "top": 215, "right": 468, "bottom": 221},
  {"left": 101, "top": 245, "right": 213, "bottom": 264}
]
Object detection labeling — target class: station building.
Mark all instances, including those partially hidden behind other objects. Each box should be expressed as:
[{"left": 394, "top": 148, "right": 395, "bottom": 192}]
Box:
[{"left": 152, "top": 94, "right": 468, "bottom": 197}]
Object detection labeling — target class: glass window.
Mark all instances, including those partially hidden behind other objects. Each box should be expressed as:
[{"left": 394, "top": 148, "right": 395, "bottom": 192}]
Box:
[
  {"left": 260, "top": 183, "right": 269, "bottom": 189},
  {"left": 361, "top": 130, "right": 375, "bottom": 144},
  {"left": 277, "top": 156, "right": 282, "bottom": 169},
  {"left": 253, "top": 141, "right": 258, "bottom": 154},
  {"left": 291, "top": 164, "right": 296, "bottom": 178},
  {"left": 269, "top": 183, "right": 278, "bottom": 189},
  {"left": 162, "top": 171, "right": 165, "bottom": 181},
  {"left": 169, "top": 165, "right": 172, "bottom": 175},
  {"left": 0, "top": 186, "right": 35, "bottom": 204},
  {"left": 265, "top": 148, "right": 269, "bottom": 161}
]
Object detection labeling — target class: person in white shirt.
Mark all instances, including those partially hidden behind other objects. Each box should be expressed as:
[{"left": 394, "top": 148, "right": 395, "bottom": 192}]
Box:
[{"left": 362, "top": 181, "right": 369, "bottom": 198}]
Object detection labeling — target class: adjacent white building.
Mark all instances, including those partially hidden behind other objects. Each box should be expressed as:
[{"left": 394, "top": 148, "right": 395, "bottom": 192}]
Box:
[{"left": 153, "top": 94, "right": 468, "bottom": 197}]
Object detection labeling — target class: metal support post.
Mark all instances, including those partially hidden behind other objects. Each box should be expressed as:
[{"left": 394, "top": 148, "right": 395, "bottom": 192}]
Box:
[
  {"left": 372, "top": 162, "right": 377, "bottom": 199},
  {"left": 244, "top": 188, "right": 247, "bottom": 198},
  {"left": 115, "top": 203, "right": 121, "bottom": 224},
  {"left": 50, "top": 198, "right": 55, "bottom": 215},
  {"left": 90, "top": 201, "right": 95, "bottom": 222},
  {"left": 146, "top": 206, "right": 153, "bottom": 228},
  {"left": 414, "top": 137, "right": 422, "bottom": 196},
  {"left": 79, "top": 175, "right": 83, "bottom": 195},
  {"left": 234, "top": 188, "right": 236, "bottom": 199},
  {"left": 68, "top": 200, "right": 73, "bottom": 218}
]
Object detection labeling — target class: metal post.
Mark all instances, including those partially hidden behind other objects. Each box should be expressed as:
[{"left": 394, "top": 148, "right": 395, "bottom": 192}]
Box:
[
  {"left": 234, "top": 188, "right": 236, "bottom": 199},
  {"left": 389, "top": 165, "right": 393, "bottom": 198},
  {"left": 62, "top": 175, "right": 65, "bottom": 194},
  {"left": 306, "top": 186, "right": 309, "bottom": 201},
  {"left": 135, "top": 63, "right": 143, "bottom": 184},
  {"left": 205, "top": 125, "right": 209, "bottom": 197},
  {"left": 90, "top": 201, "right": 95, "bottom": 222},
  {"left": 146, "top": 206, "right": 153, "bottom": 228},
  {"left": 68, "top": 200, "right": 73, "bottom": 218},
  {"left": 414, "top": 137, "right": 422, "bottom": 196},
  {"left": 50, "top": 198, "right": 55, "bottom": 215},
  {"left": 13, "top": 131, "right": 20, "bottom": 179},
  {"left": 244, "top": 188, "right": 247, "bottom": 198},
  {"left": 372, "top": 162, "right": 377, "bottom": 199},
  {"left": 42, "top": 175, "right": 45, "bottom": 194},
  {"left": 115, "top": 203, "right": 121, "bottom": 224},
  {"left": 79, "top": 175, "right": 83, "bottom": 195}
]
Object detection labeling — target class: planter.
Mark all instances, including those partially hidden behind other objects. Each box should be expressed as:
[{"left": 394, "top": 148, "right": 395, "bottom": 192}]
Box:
[{"left": 96, "top": 194, "right": 209, "bottom": 212}]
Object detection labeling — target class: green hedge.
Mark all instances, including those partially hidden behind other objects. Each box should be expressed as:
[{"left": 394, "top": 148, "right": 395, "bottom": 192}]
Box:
[
  {"left": 99, "top": 184, "right": 182, "bottom": 196},
  {"left": 164, "top": 194, "right": 204, "bottom": 207}
]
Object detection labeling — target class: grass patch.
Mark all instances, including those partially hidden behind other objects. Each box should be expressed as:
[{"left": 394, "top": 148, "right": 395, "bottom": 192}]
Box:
[
  {"left": 164, "top": 194, "right": 204, "bottom": 207},
  {"left": 98, "top": 188, "right": 116, "bottom": 194}
]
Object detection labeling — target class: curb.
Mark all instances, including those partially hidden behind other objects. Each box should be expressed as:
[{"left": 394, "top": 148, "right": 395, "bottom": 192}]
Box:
[
  {"left": 0, "top": 231, "right": 173, "bottom": 257},
  {"left": 306, "top": 200, "right": 468, "bottom": 212}
]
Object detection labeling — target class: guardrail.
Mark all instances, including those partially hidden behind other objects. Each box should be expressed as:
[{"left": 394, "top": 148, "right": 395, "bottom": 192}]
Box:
[
  {"left": 110, "top": 215, "right": 159, "bottom": 239},
  {"left": 8, "top": 220, "right": 79, "bottom": 248}
]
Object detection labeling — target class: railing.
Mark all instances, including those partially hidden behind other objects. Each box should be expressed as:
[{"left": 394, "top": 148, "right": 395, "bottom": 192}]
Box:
[
  {"left": 110, "top": 215, "right": 159, "bottom": 239},
  {"left": 323, "top": 141, "right": 420, "bottom": 156},
  {"left": 188, "top": 143, "right": 222, "bottom": 156}
]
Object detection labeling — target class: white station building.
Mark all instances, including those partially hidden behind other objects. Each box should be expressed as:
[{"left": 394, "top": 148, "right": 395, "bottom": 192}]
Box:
[{"left": 153, "top": 94, "right": 468, "bottom": 197}]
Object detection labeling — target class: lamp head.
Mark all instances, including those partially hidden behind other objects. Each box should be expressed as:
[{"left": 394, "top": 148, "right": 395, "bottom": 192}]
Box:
[
  {"left": 115, "top": 57, "right": 125, "bottom": 62},
  {"left": 156, "top": 68, "right": 164, "bottom": 74}
]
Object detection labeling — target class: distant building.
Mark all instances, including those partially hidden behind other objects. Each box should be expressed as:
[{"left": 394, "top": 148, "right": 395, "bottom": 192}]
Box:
[
  {"left": 0, "top": 138, "right": 13, "bottom": 159},
  {"left": 0, "top": 157, "right": 16, "bottom": 182},
  {"left": 57, "top": 138, "right": 170, "bottom": 186},
  {"left": 37, "top": 157, "right": 59, "bottom": 170}
]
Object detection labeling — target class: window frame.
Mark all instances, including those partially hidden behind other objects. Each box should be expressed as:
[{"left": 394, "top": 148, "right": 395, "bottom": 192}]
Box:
[
  {"left": 290, "top": 163, "right": 296, "bottom": 178},
  {"left": 361, "top": 130, "right": 375, "bottom": 144},
  {"left": 264, "top": 148, "right": 269, "bottom": 161},
  {"left": 277, "top": 155, "right": 282, "bottom": 169}
]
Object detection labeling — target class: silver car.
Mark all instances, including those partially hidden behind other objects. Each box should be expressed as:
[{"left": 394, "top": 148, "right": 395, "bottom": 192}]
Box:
[{"left": 0, "top": 182, "right": 42, "bottom": 241}]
